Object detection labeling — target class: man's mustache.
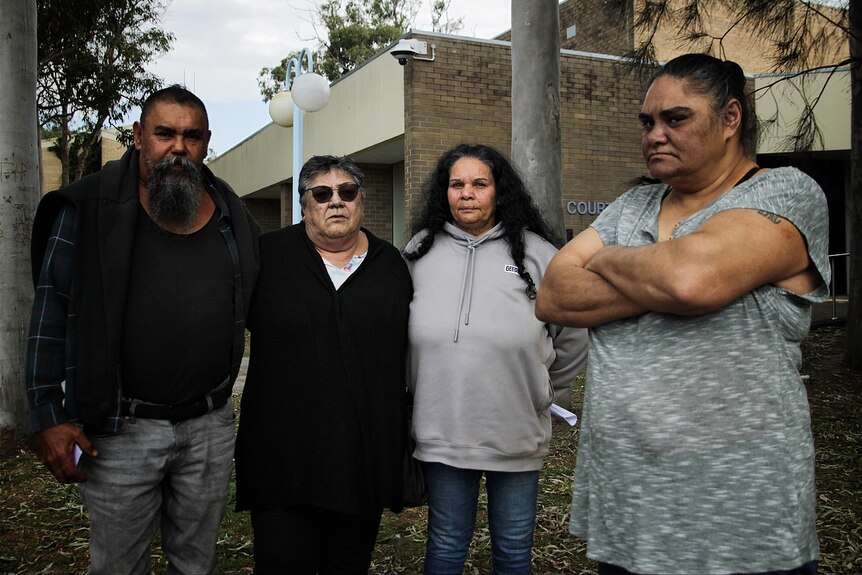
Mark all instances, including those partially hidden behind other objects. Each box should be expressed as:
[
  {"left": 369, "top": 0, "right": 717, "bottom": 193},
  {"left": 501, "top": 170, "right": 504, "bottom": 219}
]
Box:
[{"left": 157, "top": 155, "right": 197, "bottom": 171}]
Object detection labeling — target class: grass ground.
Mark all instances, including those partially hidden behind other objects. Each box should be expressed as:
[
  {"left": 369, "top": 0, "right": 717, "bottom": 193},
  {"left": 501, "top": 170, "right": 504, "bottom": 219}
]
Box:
[{"left": 1, "top": 325, "right": 859, "bottom": 574}]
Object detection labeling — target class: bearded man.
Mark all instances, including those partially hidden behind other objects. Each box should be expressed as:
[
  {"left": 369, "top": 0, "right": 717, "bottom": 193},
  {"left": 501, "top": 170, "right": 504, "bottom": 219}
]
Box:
[{"left": 25, "top": 85, "right": 260, "bottom": 575}]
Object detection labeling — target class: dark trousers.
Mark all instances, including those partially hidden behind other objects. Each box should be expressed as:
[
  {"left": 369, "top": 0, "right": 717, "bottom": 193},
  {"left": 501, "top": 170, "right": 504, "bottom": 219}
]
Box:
[
  {"left": 251, "top": 505, "right": 383, "bottom": 575},
  {"left": 598, "top": 560, "right": 817, "bottom": 575}
]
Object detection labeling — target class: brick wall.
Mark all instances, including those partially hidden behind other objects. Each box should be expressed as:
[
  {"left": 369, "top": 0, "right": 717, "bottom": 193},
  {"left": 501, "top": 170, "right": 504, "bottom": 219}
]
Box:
[
  {"left": 504, "top": 0, "right": 848, "bottom": 72},
  {"left": 359, "top": 163, "right": 394, "bottom": 242},
  {"left": 40, "top": 143, "right": 62, "bottom": 195},
  {"left": 632, "top": 0, "right": 848, "bottom": 72},
  {"left": 496, "top": 0, "right": 632, "bottom": 55},
  {"left": 560, "top": 55, "right": 648, "bottom": 233},
  {"left": 559, "top": 0, "right": 633, "bottom": 55},
  {"left": 40, "top": 135, "right": 127, "bottom": 195},
  {"left": 404, "top": 0, "right": 847, "bottom": 237},
  {"left": 243, "top": 198, "right": 281, "bottom": 233},
  {"left": 404, "top": 36, "right": 647, "bottom": 236},
  {"left": 100, "top": 136, "right": 127, "bottom": 163},
  {"left": 404, "top": 37, "right": 514, "bottom": 226},
  {"left": 279, "top": 183, "right": 293, "bottom": 227}
]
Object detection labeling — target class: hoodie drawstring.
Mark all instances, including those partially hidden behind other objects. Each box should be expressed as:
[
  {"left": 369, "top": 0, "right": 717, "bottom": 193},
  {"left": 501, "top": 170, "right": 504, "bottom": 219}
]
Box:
[
  {"left": 441, "top": 222, "right": 501, "bottom": 343},
  {"left": 454, "top": 241, "right": 479, "bottom": 342}
]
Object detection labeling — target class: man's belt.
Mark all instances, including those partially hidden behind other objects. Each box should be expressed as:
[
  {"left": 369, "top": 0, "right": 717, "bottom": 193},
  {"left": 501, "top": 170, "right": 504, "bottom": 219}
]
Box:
[{"left": 121, "top": 376, "right": 232, "bottom": 423}]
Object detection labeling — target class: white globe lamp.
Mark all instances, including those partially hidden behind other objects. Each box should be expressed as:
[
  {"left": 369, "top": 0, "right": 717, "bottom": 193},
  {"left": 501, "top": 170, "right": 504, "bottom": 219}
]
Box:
[
  {"left": 291, "top": 72, "right": 330, "bottom": 112},
  {"left": 268, "top": 91, "right": 294, "bottom": 127}
]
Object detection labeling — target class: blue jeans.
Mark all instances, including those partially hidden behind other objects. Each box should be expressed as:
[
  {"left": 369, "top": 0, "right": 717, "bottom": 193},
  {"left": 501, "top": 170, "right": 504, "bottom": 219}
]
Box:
[
  {"left": 423, "top": 462, "right": 540, "bottom": 575},
  {"left": 78, "top": 402, "right": 236, "bottom": 575}
]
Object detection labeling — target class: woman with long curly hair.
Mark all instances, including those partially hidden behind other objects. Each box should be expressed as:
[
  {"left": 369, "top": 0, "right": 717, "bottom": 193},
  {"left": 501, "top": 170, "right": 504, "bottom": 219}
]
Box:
[{"left": 404, "top": 143, "right": 587, "bottom": 575}]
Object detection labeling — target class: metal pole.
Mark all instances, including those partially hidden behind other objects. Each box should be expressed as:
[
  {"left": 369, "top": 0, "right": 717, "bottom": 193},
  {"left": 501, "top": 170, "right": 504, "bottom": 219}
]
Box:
[
  {"left": 831, "top": 256, "right": 837, "bottom": 320},
  {"left": 829, "top": 253, "right": 850, "bottom": 321},
  {"left": 287, "top": 48, "right": 315, "bottom": 225},
  {"left": 292, "top": 106, "right": 304, "bottom": 224}
]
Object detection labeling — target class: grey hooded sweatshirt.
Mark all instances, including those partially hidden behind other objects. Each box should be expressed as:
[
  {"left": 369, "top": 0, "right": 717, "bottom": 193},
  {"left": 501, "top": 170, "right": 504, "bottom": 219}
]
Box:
[{"left": 406, "top": 222, "right": 588, "bottom": 472}]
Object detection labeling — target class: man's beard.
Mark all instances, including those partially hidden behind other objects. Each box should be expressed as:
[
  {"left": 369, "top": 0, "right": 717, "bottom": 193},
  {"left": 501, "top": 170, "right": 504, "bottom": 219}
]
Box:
[{"left": 147, "top": 155, "right": 203, "bottom": 232}]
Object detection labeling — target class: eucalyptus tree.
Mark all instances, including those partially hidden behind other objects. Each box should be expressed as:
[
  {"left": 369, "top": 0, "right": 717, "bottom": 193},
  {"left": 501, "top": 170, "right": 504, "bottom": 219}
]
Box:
[
  {"left": 0, "top": 0, "right": 40, "bottom": 451},
  {"left": 37, "top": 0, "right": 173, "bottom": 186},
  {"left": 510, "top": 0, "right": 564, "bottom": 246},
  {"left": 430, "top": 0, "right": 464, "bottom": 34},
  {"left": 258, "top": 0, "right": 463, "bottom": 99}
]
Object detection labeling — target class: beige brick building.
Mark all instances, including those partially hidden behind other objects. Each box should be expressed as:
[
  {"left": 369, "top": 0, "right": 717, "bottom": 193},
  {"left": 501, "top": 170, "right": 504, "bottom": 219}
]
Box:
[
  {"left": 40, "top": 129, "right": 127, "bottom": 195},
  {"left": 202, "top": 0, "right": 850, "bottom": 266},
  {"left": 400, "top": 35, "right": 648, "bottom": 238}
]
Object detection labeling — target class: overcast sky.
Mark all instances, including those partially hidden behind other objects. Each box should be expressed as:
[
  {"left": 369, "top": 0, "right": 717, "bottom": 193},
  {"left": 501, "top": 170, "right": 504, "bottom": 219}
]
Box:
[
  {"left": 143, "top": 0, "right": 513, "bottom": 155},
  {"left": 143, "top": 0, "right": 848, "bottom": 155}
]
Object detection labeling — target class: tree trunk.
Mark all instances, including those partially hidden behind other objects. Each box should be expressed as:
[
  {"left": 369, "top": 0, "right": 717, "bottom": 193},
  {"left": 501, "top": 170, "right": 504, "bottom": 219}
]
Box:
[
  {"left": 845, "top": 0, "right": 861, "bottom": 369},
  {"left": 60, "top": 104, "right": 71, "bottom": 187},
  {"left": 0, "top": 0, "right": 40, "bottom": 453},
  {"left": 511, "top": 0, "right": 564, "bottom": 245}
]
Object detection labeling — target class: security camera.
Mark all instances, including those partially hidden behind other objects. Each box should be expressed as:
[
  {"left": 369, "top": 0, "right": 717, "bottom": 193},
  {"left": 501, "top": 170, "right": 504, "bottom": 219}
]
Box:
[
  {"left": 393, "top": 52, "right": 412, "bottom": 66},
  {"left": 390, "top": 39, "right": 428, "bottom": 66}
]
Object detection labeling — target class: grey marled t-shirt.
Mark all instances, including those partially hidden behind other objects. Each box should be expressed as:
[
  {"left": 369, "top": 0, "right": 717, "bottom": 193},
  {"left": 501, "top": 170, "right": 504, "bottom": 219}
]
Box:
[{"left": 569, "top": 167, "right": 830, "bottom": 574}]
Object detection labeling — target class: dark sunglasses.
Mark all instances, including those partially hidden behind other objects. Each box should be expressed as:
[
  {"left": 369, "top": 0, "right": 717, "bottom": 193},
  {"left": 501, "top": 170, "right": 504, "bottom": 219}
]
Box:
[{"left": 304, "top": 183, "right": 361, "bottom": 204}]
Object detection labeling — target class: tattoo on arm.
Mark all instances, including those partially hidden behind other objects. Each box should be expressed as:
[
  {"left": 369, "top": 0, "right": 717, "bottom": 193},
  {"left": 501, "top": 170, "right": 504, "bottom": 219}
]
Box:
[{"left": 757, "top": 210, "right": 782, "bottom": 225}]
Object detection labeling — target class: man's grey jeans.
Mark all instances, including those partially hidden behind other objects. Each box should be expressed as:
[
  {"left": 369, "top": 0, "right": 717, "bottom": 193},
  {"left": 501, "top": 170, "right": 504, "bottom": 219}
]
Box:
[{"left": 79, "top": 401, "right": 235, "bottom": 575}]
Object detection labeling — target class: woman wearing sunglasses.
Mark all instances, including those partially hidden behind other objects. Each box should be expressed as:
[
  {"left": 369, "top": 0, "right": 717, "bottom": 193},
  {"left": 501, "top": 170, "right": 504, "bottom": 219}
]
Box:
[{"left": 234, "top": 155, "right": 413, "bottom": 574}]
